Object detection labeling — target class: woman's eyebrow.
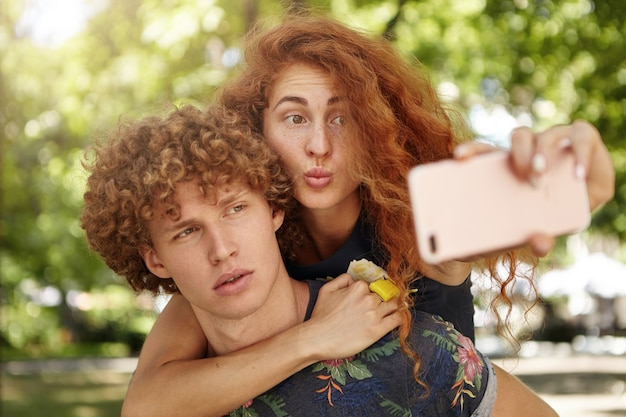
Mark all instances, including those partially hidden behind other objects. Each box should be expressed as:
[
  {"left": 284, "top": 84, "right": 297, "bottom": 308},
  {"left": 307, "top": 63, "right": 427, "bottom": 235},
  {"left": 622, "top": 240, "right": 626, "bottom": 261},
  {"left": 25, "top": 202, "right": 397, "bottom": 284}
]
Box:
[
  {"left": 272, "top": 95, "right": 307, "bottom": 111},
  {"left": 272, "top": 95, "right": 341, "bottom": 111},
  {"left": 327, "top": 96, "right": 340, "bottom": 106}
]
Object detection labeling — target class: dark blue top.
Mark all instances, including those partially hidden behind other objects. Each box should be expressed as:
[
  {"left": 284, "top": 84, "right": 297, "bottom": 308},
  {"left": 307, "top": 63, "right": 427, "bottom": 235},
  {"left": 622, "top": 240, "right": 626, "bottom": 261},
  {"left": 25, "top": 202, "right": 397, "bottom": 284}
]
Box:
[{"left": 284, "top": 217, "right": 475, "bottom": 341}]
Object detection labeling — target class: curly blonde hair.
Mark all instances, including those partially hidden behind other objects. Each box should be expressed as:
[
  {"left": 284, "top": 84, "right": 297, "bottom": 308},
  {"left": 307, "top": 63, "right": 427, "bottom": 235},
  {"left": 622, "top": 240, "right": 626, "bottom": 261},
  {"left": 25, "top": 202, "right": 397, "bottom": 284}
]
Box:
[
  {"left": 81, "top": 104, "right": 293, "bottom": 295},
  {"left": 219, "top": 14, "right": 537, "bottom": 376}
]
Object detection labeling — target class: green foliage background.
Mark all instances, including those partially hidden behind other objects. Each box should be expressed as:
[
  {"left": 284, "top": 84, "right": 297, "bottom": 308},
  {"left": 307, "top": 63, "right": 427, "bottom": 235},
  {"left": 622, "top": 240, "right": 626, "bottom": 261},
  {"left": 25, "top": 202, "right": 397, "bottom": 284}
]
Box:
[{"left": 1, "top": 0, "right": 625, "bottom": 358}]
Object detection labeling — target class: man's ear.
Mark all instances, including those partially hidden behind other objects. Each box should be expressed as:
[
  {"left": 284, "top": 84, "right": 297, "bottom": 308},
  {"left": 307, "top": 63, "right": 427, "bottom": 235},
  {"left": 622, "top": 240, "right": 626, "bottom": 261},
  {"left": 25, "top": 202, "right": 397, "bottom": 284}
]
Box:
[
  {"left": 272, "top": 208, "right": 285, "bottom": 232},
  {"left": 139, "top": 244, "right": 171, "bottom": 279}
]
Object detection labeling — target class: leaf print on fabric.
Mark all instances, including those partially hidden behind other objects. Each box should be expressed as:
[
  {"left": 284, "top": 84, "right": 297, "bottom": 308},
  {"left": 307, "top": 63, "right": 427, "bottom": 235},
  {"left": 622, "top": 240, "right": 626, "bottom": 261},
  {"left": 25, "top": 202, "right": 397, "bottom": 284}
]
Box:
[
  {"left": 423, "top": 315, "right": 485, "bottom": 412},
  {"left": 312, "top": 356, "right": 371, "bottom": 404},
  {"left": 310, "top": 337, "right": 399, "bottom": 406},
  {"left": 378, "top": 394, "right": 412, "bottom": 417},
  {"left": 256, "top": 394, "right": 291, "bottom": 417},
  {"left": 229, "top": 394, "right": 290, "bottom": 417},
  {"left": 315, "top": 374, "right": 344, "bottom": 406},
  {"left": 421, "top": 328, "right": 457, "bottom": 352},
  {"left": 313, "top": 356, "right": 367, "bottom": 385},
  {"left": 345, "top": 358, "right": 373, "bottom": 380},
  {"left": 358, "top": 338, "right": 400, "bottom": 362},
  {"left": 228, "top": 403, "right": 259, "bottom": 417}
]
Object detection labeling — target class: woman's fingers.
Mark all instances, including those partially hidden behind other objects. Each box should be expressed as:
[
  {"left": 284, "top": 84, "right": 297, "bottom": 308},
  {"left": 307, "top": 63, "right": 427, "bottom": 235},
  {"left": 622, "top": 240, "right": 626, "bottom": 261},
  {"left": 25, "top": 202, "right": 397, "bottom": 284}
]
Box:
[
  {"left": 526, "top": 234, "right": 556, "bottom": 257},
  {"left": 507, "top": 122, "right": 614, "bottom": 210},
  {"left": 453, "top": 141, "right": 498, "bottom": 160}
]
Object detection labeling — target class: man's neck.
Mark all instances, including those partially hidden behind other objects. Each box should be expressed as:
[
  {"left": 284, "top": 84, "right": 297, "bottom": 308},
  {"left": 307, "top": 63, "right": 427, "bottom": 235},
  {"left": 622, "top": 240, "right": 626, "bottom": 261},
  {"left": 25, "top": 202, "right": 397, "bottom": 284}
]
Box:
[{"left": 193, "top": 277, "right": 310, "bottom": 355}]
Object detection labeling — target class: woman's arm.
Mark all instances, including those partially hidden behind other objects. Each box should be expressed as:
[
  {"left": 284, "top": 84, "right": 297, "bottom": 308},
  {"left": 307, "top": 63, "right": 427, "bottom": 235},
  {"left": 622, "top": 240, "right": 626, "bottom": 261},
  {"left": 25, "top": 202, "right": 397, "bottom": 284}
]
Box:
[
  {"left": 425, "top": 120, "right": 616, "bottom": 286},
  {"left": 122, "top": 275, "right": 401, "bottom": 417}
]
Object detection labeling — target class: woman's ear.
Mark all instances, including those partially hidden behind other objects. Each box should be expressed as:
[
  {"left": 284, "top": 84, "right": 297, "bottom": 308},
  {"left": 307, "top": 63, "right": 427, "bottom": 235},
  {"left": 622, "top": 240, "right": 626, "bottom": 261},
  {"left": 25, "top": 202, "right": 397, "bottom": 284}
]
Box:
[
  {"left": 139, "top": 244, "right": 171, "bottom": 279},
  {"left": 272, "top": 208, "right": 285, "bottom": 232}
]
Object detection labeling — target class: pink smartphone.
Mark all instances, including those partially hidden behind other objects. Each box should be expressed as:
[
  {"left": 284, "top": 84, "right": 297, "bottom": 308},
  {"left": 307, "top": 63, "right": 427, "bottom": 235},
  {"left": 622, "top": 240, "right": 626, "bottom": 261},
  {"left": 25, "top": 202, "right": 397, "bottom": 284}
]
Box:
[{"left": 407, "top": 146, "right": 590, "bottom": 264}]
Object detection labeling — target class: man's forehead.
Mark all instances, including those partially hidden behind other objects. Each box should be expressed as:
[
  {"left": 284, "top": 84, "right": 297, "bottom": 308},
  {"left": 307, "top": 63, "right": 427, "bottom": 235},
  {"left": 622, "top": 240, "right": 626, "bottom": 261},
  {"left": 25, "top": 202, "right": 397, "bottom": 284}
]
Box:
[{"left": 174, "top": 179, "right": 252, "bottom": 203}]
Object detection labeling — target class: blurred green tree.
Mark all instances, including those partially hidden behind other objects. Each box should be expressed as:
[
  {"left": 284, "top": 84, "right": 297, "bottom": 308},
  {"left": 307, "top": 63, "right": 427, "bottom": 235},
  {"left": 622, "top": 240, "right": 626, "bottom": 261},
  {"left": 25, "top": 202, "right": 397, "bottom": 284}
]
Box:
[{"left": 1, "top": 0, "right": 624, "bottom": 357}]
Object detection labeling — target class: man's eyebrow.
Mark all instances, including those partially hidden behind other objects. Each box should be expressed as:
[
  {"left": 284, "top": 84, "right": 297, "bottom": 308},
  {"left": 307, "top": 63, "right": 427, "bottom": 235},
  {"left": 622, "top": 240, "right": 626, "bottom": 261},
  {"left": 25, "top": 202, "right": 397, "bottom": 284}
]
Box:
[
  {"left": 163, "top": 217, "right": 197, "bottom": 234},
  {"left": 163, "top": 190, "right": 250, "bottom": 233},
  {"left": 215, "top": 189, "right": 249, "bottom": 209}
]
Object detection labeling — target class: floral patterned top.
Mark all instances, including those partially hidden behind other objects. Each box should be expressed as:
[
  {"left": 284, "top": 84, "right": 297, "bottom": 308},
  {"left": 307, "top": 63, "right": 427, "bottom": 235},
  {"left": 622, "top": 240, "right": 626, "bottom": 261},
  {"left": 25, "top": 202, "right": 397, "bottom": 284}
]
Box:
[{"left": 227, "top": 281, "right": 496, "bottom": 417}]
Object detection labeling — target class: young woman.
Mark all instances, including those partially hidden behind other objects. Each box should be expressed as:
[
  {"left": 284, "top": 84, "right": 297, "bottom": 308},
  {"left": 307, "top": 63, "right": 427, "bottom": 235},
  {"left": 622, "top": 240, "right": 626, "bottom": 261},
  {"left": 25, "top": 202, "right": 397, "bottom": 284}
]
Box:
[{"left": 120, "top": 15, "right": 614, "bottom": 417}]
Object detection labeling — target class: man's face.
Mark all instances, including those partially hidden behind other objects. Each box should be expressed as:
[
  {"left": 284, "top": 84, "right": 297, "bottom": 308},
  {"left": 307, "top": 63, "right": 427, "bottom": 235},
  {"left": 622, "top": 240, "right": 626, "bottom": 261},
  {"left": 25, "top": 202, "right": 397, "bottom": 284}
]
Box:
[{"left": 141, "top": 180, "right": 285, "bottom": 321}]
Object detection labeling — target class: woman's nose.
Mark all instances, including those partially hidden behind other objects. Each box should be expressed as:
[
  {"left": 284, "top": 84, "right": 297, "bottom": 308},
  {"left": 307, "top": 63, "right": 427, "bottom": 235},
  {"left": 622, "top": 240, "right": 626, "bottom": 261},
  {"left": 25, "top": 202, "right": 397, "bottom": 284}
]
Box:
[{"left": 305, "top": 124, "right": 332, "bottom": 158}]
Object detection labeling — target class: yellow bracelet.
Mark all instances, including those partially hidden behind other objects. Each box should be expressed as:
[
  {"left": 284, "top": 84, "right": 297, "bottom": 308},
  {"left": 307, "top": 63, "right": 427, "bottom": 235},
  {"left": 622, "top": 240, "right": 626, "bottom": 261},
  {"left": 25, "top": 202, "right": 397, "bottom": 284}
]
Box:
[{"left": 369, "top": 278, "right": 400, "bottom": 302}]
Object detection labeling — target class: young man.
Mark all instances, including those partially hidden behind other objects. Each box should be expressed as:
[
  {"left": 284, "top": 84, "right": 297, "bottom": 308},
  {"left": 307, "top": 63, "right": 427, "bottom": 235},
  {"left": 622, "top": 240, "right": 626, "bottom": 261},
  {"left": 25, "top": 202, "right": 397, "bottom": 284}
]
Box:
[{"left": 81, "top": 104, "right": 556, "bottom": 416}]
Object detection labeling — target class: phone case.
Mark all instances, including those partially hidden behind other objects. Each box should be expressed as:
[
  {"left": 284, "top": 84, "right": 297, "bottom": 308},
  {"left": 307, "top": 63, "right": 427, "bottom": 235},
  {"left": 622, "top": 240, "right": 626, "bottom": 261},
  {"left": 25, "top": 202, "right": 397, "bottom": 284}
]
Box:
[{"left": 408, "top": 147, "right": 590, "bottom": 264}]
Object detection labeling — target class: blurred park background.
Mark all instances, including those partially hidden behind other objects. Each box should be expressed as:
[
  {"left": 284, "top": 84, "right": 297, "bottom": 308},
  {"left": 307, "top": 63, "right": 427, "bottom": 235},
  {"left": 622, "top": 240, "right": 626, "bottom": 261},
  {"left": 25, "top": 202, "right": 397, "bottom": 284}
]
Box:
[{"left": 1, "top": 0, "right": 626, "bottom": 415}]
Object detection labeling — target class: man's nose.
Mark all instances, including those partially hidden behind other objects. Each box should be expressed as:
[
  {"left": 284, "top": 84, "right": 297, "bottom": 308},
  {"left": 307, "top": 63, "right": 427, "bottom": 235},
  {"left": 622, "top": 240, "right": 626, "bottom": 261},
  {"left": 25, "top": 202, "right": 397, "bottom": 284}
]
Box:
[{"left": 207, "top": 226, "right": 237, "bottom": 264}]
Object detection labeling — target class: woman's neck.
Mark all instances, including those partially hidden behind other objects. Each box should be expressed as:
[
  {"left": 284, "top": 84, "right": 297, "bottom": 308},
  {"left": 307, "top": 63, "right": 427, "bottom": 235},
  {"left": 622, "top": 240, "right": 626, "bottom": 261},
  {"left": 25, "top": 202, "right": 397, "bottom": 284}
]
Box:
[{"left": 298, "top": 190, "right": 362, "bottom": 263}]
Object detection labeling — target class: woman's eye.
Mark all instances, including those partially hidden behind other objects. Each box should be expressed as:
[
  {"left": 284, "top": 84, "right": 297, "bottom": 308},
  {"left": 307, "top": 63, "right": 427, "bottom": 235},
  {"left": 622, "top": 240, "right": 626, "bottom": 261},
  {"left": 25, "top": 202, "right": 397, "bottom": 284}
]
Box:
[
  {"left": 331, "top": 115, "right": 344, "bottom": 125},
  {"left": 287, "top": 115, "right": 305, "bottom": 124}
]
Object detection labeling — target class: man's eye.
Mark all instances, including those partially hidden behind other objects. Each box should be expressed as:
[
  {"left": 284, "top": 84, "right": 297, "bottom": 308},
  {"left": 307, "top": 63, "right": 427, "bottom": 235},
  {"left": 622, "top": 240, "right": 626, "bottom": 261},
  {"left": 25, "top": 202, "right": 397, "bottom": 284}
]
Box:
[
  {"left": 287, "top": 115, "right": 305, "bottom": 124},
  {"left": 178, "top": 227, "right": 195, "bottom": 238},
  {"left": 232, "top": 204, "right": 244, "bottom": 213}
]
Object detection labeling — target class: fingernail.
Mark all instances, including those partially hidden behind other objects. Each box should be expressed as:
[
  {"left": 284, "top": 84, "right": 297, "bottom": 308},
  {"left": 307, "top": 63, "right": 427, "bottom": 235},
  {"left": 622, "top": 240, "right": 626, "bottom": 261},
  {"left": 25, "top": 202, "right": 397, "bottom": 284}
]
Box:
[
  {"left": 532, "top": 153, "right": 547, "bottom": 174},
  {"left": 558, "top": 138, "right": 572, "bottom": 149},
  {"left": 528, "top": 174, "right": 538, "bottom": 188},
  {"left": 575, "top": 162, "right": 586, "bottom": 180}
]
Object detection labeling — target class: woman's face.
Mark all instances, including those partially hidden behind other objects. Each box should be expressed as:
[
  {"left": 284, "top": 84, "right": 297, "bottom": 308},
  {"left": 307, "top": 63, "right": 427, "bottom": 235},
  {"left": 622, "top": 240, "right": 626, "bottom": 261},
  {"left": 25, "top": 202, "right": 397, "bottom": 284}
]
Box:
[{"left": 262, "top": 63, "right": 360, "bottom": 214}]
